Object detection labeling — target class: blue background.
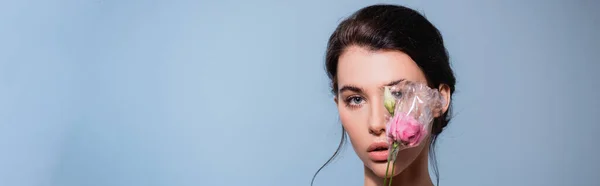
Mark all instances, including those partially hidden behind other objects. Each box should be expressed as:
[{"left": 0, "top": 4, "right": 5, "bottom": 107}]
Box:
[{"left": 1, "top": 0, "right": 599, "bottom": 186}]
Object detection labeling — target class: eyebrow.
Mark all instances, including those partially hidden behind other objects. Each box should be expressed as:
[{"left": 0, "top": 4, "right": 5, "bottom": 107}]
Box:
[
  {"left": 338, "top": 79, "right": 405, "bottom": 94},
  {"left": 339, "top": 85, "right": 363, "bottom": 94},
  {"left": 385, "top": 79, "right": 405, "bottom": 87},
  {"left": 379, "top": 79, "right": 405, "bottom": 91}
]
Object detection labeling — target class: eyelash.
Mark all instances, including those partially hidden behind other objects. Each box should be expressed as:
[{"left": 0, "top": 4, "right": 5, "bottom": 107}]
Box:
[{"left": 343, "top": 91, "right": 402, "bottom": 109}]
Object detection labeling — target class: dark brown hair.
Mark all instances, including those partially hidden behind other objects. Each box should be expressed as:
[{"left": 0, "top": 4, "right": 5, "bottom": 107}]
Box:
[{"left": 312, "top": 4, "right": 456, "bottom": 186}]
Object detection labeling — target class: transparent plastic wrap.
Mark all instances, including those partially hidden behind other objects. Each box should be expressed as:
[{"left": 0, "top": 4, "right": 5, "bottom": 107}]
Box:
[
  {"left": 383, "top": 80, "right": 446, "bottom": 160},
  {"left": 381, "top": 80, "right": 446, "bottom": 185}
]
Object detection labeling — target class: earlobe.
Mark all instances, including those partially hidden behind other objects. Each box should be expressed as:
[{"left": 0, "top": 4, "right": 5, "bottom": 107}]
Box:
[{"left": 438, "top": 84, "right": 451, "bottom": 114}]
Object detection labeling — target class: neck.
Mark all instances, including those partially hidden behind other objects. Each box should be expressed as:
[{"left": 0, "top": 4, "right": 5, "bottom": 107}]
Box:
[{"left": 363, "top": 148, "right": 434, "bottom": 186}]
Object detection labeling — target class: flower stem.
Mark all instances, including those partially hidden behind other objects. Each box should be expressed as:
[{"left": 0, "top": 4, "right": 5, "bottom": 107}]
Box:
[
  {"left": 388, "top": 142, "right": 399, "bottom": 186},
  {"left": 389, "top": 159, "right": 397, "bottom": 186},
  {"left": 383, "top": 155, "right": 391, "bottom": 186}
]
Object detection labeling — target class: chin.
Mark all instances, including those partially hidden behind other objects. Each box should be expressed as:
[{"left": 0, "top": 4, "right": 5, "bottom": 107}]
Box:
[{"left": 367, "top": 160, "right": 406, "bottom": 178}]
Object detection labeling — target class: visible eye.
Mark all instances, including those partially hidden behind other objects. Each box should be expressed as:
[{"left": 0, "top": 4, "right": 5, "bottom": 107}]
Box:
[
  {"left": 392, "top": 91, "right": 403, "bottom": 99},
  {"left": 344, "top": 96, "right": 365, "bottom": 109}
]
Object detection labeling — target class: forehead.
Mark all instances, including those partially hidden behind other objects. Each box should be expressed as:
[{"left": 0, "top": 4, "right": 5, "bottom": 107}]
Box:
[{"left": 337, "top": 46, "right": 427, "bottom": 92}]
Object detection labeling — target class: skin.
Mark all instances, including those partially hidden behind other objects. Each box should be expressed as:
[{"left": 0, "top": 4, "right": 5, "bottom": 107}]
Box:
[{"left": 334, "top": 45, "right": 451, "bottom": 186}]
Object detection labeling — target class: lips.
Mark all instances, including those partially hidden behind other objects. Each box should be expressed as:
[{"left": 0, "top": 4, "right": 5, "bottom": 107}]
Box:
[{"left": 367, "top": 142, "right": 390, "bottom": 162}]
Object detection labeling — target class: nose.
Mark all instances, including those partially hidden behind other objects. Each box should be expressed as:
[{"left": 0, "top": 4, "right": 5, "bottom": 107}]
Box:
[{"left": 368, "top": 96, "right": 387, "bottom": 136}]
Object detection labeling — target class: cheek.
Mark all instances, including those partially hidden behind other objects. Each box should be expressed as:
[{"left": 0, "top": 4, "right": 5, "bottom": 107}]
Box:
[
  {"left": 338, "top": 105, "right": 369, "bottom": 150},
  {"left": 338, "top": 105, "right": 366, "bottom": 135}
]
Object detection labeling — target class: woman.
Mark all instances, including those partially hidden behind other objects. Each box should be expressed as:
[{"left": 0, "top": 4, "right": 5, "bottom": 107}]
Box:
[{"left": 312, "top": 4, "right": 456, "bottom": 186}]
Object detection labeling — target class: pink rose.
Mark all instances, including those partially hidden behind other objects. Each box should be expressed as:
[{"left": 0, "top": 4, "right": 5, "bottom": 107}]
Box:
[{"left": 386, "top": 112, "right": 427, "bottom": 147}]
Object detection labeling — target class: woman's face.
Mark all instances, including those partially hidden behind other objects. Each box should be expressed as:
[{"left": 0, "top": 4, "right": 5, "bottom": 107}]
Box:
[{"left": 335, "top": 45, "right": 430, "bottom": 178}]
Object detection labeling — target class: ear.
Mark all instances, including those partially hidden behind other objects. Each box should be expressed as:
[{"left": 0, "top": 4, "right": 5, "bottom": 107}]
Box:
[
  {"left": 334, "top": 95, "right": 339, "bottom": 105},
  {"left": 438, "top": 84, "right": 451, "bottom": 115}
]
